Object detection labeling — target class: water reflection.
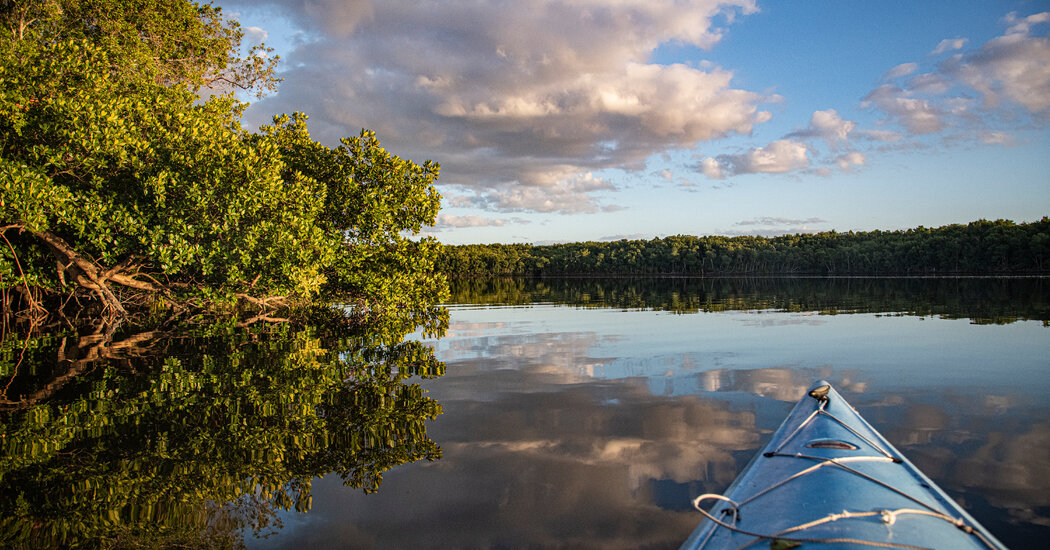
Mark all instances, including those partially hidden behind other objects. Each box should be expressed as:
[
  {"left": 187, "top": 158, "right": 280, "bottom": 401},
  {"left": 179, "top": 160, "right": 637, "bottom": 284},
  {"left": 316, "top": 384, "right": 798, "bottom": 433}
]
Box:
[
  {"left": 410, "top": 278, "right": 1046, "bottom": 549},
  {"left": 449, "top": 276, "right": 1050, "bottom": 323},
  {"left": 252, "top": 374, "right": 759, "bottom": 549},
  {"left": 11, "top": 278, "right": 1033, "bottom": 548},
  {"left": 860, "top": 388, "right": 1050, "bottom": 540},
  {"left": 0, "top": 309, "right": 447, "bottom": 548}
]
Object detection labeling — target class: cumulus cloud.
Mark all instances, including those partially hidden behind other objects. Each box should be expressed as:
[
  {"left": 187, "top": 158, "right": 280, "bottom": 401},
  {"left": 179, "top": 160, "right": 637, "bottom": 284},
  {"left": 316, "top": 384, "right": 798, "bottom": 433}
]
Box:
[
  {"left": 855, "top": 129, "right": 903, "bottom": 142},
  {"left": 231, "top": 0, "right": 769, "bottom": 214},
  {"left": 734, "top": 217, "right": 826, "bottom": 227},
  {"left": 450, "top": 170, "right": 617, "bottom": 214},
  {"left": 979, "top": 131, "right": 1016, "bottom": 145},
  {"left": 941, "top": 12, "right": 1050, "bottom": 111},
  {"left": 443, "top": 195, "right": 475, "bottom": 208},
  {"left": 866, "top": 11, "right": 1050, "bottom": 137},
  {"left": 787, "top": 109, "right": 856, "bottom": 149},
  {"left": 242, "top": 25, "right": 268, "bottom": 44},
  {"left": 699, "top": 157, "right": 725, "bottom": 179},
  {"left": 1004, "top": 10, "right": 1050, "bottom": 36},
  {"left": 433, "top": 214, "right": 506, "bottom": 229},
  {"left": 835, "top": 151, "right": 866, "bottom": 170},
  {"left": 906, "top": 72, "right": 952, "bottom": 94},
  {"left": 882, "top": 62, "right": 918, "bottom": 81},
  {"left": 931, "top": 38, "right": 968, "bottom": 55},
  {"left": 727, "top": 217, "right": 826, "bottom": 236},
  {"left": 862, "top": 85, "right": 946, "bottom": 134},
  {"left": 701, "top": 10, "right": 1047, "bottom": 180},
  {"left": 809, "top": 109, "right": 856, "bottom": 143},
  {"left": 701, "top": 139, "right": 810, "bottom": 178},
  {"left": 772, "top": 110, "right": 871, "bottom": 175}
]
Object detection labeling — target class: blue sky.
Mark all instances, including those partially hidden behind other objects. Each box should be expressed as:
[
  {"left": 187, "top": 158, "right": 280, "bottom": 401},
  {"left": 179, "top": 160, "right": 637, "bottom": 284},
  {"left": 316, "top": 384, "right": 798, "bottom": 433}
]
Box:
[{"left": 219, "top": 0, "right": 1050, "bottom": 244}]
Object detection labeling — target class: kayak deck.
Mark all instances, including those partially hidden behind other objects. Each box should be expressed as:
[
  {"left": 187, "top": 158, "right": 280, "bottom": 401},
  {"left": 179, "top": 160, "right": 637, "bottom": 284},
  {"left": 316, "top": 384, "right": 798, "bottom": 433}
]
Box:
[{"left": 680, "top": 381, "right": 1008, "bottom": 550}]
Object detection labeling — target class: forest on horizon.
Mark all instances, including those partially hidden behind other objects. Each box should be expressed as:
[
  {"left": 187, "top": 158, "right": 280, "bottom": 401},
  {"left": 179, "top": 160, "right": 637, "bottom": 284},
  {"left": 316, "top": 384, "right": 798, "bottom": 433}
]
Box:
[{"left": 437, "top": 218, "right": 1050, "bottom": 277}]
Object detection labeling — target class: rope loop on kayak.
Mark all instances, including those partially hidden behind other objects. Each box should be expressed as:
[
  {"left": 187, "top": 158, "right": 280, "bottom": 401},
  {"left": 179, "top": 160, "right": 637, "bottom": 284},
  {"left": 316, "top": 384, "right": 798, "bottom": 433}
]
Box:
[
  {"left": 693, "top": 495, "right": 1002, "bottom": 550},
  {"left": 735, "top": 456, "right": 905, "bottom": 511},
  {"left": 691, "top": 494, "right": 933, "bottom": 549},
  {"left": 691, "top": 494, "right": 741, "bottom": 524}
]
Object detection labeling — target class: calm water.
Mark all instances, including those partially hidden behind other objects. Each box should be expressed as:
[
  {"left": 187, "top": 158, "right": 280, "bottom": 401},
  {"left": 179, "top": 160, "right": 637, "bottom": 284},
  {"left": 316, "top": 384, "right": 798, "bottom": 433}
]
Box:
[
  {"left": 2, "top": 278, "right": 1047, "bottom": 548},
  {"left": 249, "top": 277, "right": 1050, "bottom": 549}
]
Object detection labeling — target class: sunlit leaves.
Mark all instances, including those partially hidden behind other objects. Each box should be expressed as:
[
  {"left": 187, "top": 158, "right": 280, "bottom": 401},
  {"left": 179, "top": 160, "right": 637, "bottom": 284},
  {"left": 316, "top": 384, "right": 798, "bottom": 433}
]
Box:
[
  {"left": 1, "top": 2, "right": 448, "bottom": 317},
  {"left": 0, "top": 310, "right": 446, "bottom": 547}
]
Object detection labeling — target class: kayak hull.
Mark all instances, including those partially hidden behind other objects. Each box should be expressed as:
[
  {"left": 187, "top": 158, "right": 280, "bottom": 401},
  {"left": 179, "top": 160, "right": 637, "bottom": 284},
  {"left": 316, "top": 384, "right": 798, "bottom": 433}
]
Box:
[{"left": 680, "top": 381, "right": 1007, "bottom": 550}]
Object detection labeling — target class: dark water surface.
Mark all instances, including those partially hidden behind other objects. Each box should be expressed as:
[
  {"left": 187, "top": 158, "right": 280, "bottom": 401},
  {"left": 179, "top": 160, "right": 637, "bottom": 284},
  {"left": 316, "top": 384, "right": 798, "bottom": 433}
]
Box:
[
  {"left": 250, "top": 277, "right": 1049, "bottom": 549},
  {"left": 2, "top": 278, "right": 1047, "bottom": 548}
]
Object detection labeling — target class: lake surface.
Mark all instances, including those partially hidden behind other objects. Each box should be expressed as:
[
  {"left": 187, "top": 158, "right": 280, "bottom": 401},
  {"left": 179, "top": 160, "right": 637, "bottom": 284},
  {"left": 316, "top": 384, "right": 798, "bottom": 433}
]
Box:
[
  {"left": 2, "top": 277, "right": 1047, "bottom": 548},
  {"left": 249, "top": 277, "right": 1049, "bottom": 549}
]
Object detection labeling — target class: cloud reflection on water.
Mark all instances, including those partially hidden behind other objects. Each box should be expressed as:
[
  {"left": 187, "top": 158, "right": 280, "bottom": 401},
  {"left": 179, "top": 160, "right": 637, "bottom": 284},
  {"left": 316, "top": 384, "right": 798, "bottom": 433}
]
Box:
[
  {"left": 252, "top": 302, "right": 1049, "bottom": 549},
  {"left": 259, "top": 367, "right": 760, "bottom": 549},
  {"left": 867, "top": 392, "right": 1050, "bottom": 534}
]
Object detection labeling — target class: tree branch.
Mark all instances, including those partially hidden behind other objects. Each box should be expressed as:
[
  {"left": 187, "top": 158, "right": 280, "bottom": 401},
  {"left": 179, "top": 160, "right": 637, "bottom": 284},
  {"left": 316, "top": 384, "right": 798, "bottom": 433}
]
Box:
[
  {"left": 0, "top": 329, "right": 167, "bottom": 410},
  {"left": 24, "top": 226, "right": 127, "bottom": 315},
  {"left": 1, "top": 228, "right": 45, "bottom": 315}
]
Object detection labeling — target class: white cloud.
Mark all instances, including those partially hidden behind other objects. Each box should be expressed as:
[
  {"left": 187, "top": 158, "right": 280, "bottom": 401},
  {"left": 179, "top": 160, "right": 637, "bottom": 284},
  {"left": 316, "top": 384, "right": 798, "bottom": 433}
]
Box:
[
  {"left": 704, "top": 139, "right": 810, "bottom": 178},
  {"left": 734, "top": 217, "right": 826, "bottom": 227},
  {"left": 654, "top": 169, "right": 674, "bottom": 182},
  {"left": 864, "top": 11, "right": 1050, "bottom": 139},
  {"left": 835, "top": 152, "right": 866, "bottom": 170},
  {"left": 444, "top": 195, "right": 475, "bottom": 208},
  {"left": 907, "top": 72, "right": 952, "bottom": 94},
  {"left": 433, "top": 214, "right": 506, "bottom": 229},
  {"left": 810, "top": 109, "right": 856, "bottom": 142},
  {"left": 855, "top": 129, "right": 903, "bottom": 142},
  {"left": 779, "top": 110, "right": 868, "bottom": 174},
  {"left": 243, "top": 26, "right": 269, "bottom": 44},
  {"left": 942, "top": 13, "right": 1050, "bottom": 111},
  {"left": 1004, "top": 11, "right": 1050, "bottom": 36},
  {"left": 471, "top": 171, "right": 617, "bottom": 214},
  {"left": 787, "top": 109, "right": 856, "bottom": 149},
  {"left": 862, "top": 85, "right": 945, "bottom": 135},
  {"left": 931, "top": 38, "right": 968, "bottom": 55},
  {"left": 980, "top": 131, "right": 1016, "bottom": 145},
  {"left": 882, "top": 62, "right": 918, "bottom": 80},
  {"left": 699, "top": 157, "right": 724, "bottom": 179},
  {"left": 727, "top": 217, "right": 826, "bottom": 236},
  {"left": 730, "top": 139, "right": 809, "bottom": 173},
  {"left": 235, "top": 0, "right": 768, "bottom": 214},
  {"left": 598, "top": 233, "right": 652, "bottom": 241}
]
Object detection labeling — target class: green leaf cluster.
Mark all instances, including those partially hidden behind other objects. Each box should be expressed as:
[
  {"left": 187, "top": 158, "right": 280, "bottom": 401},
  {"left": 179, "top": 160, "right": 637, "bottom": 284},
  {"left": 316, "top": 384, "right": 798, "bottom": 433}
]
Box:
[
  {"left": 1, "top": 0, "right": 278, "bottom": 95},
  {"left": 0, "top": 1, "right": 446, "bottom": 318},
  {"left": 0, "top": 308, "right": 447, "bottom": 548}
]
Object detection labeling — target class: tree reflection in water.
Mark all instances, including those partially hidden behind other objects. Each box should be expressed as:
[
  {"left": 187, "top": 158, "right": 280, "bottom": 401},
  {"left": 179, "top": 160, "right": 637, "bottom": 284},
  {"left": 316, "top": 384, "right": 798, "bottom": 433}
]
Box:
[
  {"left": 0, "top": 307, "right": 447, "bottom": 548},
  {"left": 448, "top": 276, "right": 1050, "bottom": 323}
]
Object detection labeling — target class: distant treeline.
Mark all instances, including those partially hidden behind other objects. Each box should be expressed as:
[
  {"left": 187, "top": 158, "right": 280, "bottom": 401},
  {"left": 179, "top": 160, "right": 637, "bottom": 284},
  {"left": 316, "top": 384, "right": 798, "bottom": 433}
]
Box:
[{"left": 437, "top": 218, "right": 1050, "bottom": 276}]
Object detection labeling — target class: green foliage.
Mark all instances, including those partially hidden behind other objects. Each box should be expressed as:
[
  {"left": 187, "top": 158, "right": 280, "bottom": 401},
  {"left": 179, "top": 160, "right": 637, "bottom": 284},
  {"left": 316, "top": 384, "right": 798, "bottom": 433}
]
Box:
[
  {"left": 260, "top": 115, "right": 445, "bottom": 312},
  {"left": 438, "top": 218, "right": 1050, "bottom": 277},
  {"left": 1, "top": 0, "right": 278, "bottom": 95},
  {"left": 0, "top": 307, "right": 447, "bottom": 548},
  {"left": 0, "top": 0, "right": 446, "bottom": 319}
]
